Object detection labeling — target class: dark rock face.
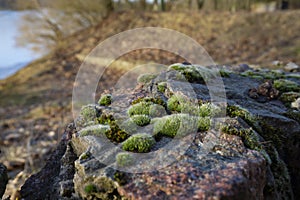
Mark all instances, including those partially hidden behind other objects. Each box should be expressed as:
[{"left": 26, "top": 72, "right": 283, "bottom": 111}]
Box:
[
  {"left": 20, "top": 124, "right": 79, "bottom": 200},
  {"left": 0, "top": 163, "right": 8, "bottom": 198},
  {"left": 20, "top": 64, "right": 300, "bottom": 199}
]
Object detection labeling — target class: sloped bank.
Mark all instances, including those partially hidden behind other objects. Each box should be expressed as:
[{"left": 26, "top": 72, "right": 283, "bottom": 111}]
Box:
[{"left": 20, "top": 63, "right": 300, "bottom": 199}]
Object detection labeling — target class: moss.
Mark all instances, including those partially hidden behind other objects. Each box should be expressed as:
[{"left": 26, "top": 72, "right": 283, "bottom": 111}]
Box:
[
  {"left": 131, "top": 97, "right": 166, "bottom": 107},
  {"left": 258, "top": 121, "right": 284, "bottom": 149},
  {"left": 84, "top": 184, "right": 97, "bottom": 194},
  {"left": 168, "top": 64, "right": 204, "bottom": 83},
  {"left": 137, "top": 73, "right": 157, "bottom": 84},
  {"left": 274, "top": 79, "right": 300, "bottom": 93},
  {"left": 199, "top": 103, "right": 221, "bottom": 117},
  {"left": 226, "top": 105, "right": 255, "bottom": 125},
  {"left": 167, "top": 95, "right": 182, "bottom": 112},
  {"left": 219, "top": 69, "right": 231, "bottom": 77},
  {"left": 279, "top": 92, "right": 300, "bottom": 104},
  {"left": 130, "top": 114, "right": 151, "bottom": 126},
  {"left": 80, "top": 151, "right": 92, "bottom": 160},
  {"left": 221, "top": 124, "right": 262, "bottom": 151},
  {"left": 153, "top": 114, "right": 198, "bottom": 138},
  {"left": 149, "top": 104, "right": 167, "bottom": 117},
  {"left": 241, "top": 69, "right": 285, "bottom": 80},
  {"left": 113, "top": 171, "right": 129, "bottom": 186},
  {"left": 122, "top": 133, "right": 155, "bottom": 153},
  {"left": 98, "top": 94, "right": 112, "bottom": 106},
  {"left": 97, "top": 113, "right": 130, "bottom": 143},
  {"left": 264, "top": 145, "right": 293, "bottom": 199},
  {"left": 105, "top": 120, "right": 130, "bottom": 143},
  {"left": 167, "top": 94, "right": 199, "bottom": 115},
  {"left": 284, "top": 110, "right": 300, "bottom": 123},
  {"left": 128, "top": 102, "right": 152, "bottom": 116},
  {"left": 79, "top": 125, "right": 110, "bottom": 137},
  {"left": 116, "top": 152, "right": 134, "bottom": 167},
  {"left": 157, "top": 82, "right": 167, "bottom": 93},
  {"left": 80, "top": 105, "right": 100, "bottom": 124},
  {"left": 197, "top": 117, "right": 211, "bottom": 132}
]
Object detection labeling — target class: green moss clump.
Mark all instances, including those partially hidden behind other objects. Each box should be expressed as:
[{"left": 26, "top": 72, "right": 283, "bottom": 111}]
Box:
[
  {"left": 199, "top": 103, "right": 221, "bottom": 117},
  {"left": 168, "top": 64, "right": 204, "bottom": 83},
  {"left": 149, "top": 104, "right": 167, "bottom": 117},
  {"left": 198, "top": 117, "right": 211, "bottom": 132},
  {"left": 80, "top": 151, "right": 91, "bottom": 160},
  {"left": 128, "top": 102, "right": 152, "bottom": 116},
  {"left": 167, "top": 95, "right": 199, "bottom": 114},
  {"left": 130, "top": 115, "right": 151, "bottom": 126},
  {"left": 116, "top": 152, "right": 134, "bottom": 167},
  {"left": 131, "top": 97, "right": 166, "bottom": 107},
  {"left": 105, "top": 120, "right": 130, "bottom": 143},
  {"left": 137, "top": 73, "right": 157, "bottom": 84},
  {"left": 97, "top": 113, "right": 130, "bottom": 143},
  {"left": 157, "top": 82, "right": 167, "bottom": 93},
  {"left": 167, "top": 95, "right": 182, "bottom": 112},
  {"left": 274, "top": 79, "right": 300, "bottom": 93},
  {"left": 226, "top": 105, "right": 255, "bottom": 125},
  {"left": 98, "top": 94, "right": 112, "bottom": 106},
  {"left": 84, "top": 184, "right": 97, "bottom": 194},
  {"left": 219, "top": 69, "right": 231, "bottom": 77},
  {"left": 279, "top": 92, "right": 300, "bottom": 104},
  {"left": 122, "top": 133, "right": 155, "bottom": 153},
  {"left": 241, "top": 69, "right": 285, "bottom": 80},
  {"left": 80, "top": 105, "right": 100, "bottom": 124},
  {"left": 153, "top": 114, "right": 198, "bottom": 138},
  {"left": 79, "top": 125, "right": 110, "bottom": 137},
  {"left": 241, "top": 70, "right": 264, "bottom": 79}
]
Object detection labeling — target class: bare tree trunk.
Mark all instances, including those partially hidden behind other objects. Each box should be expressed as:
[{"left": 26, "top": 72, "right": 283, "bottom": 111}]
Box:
[
  {"left": 161, "top": 0, "right": 166, "bottom": 11},
  {"left": 197, "top": 0, "right": 205, "bottom": 9},
  {"left": 139, "top": 0, "right": 147, "bottom": 10}
]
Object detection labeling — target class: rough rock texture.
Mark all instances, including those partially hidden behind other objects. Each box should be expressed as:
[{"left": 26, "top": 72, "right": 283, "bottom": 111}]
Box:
[
  {"left": 20, "top": 64, "right": 300, "bottom": 199},
  {"left": 0, "top": 163, "right": 8, "bottom": 198},
  {"left": 20, "top": 124, "right": 79, "bottom": 200}
]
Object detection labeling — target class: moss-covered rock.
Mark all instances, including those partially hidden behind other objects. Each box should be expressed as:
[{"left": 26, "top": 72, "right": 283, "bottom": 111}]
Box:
[
  {"left": 79, "top": 125, "right": 110, "bottom": 137},
  {"left": 274, "top": 79, "right": 300, "bottom": 93},
  {"left": 128, "top": 102, "right": 153, "bottom": 116},
  {"left": 79, "top": 105, "right": 101, "bottom": 126},
  {"left": 167, "top": 95, "right": 182, "bottom": 112},
  {"left": 122, "top": 133, "right": 155, "bottom": 153},
  {"left": 199, "top": 103, "right": 221, "bottom": 117},
  {"left": 168, "top": 63, "right": 204, "bottom": 83},
  {"left": 157, "top": 82, "right": 167, "bottom": 93},
  {"left": 98, "top": 94, "right": 112, "bottom": 106},
  {"left": 116, "top": 152, "right": 134, "bottom": 167},
  {"left": 279, "top": 92, "right": 300, "bottom": 105},
  {"left": 197, "top": 117, "right": 211, "bottom": 132},
  {"left": 149, "top": 104, "right": 167, "bottom": 117},
  {"left": 153, "top": 114, "right": 198, "bottom": 138},
  {"left": 137, "top": 73, "right": 158, "bottom": 84},
  {"left": 241, "top": 69, "right": 285, "bottom": 80},
  {"left": 130, "top": 114, "right": 151, "bottom": 126}
]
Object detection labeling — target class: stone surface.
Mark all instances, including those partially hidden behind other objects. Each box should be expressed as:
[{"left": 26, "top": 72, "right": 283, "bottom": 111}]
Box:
[
  {"left": 20, "top": 64, "right": 300, "bottom": 199},
  {"left": 0, "top": 163, "right": 8, "bottom": 198}
]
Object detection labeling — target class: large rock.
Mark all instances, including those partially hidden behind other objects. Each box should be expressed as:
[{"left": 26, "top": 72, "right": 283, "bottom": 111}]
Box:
[
  {"left": 20, "top": 63, "right": 300, "bottom": 199},
  {"left": 0, "top": 163, "right": 8, "bottom": 198}
]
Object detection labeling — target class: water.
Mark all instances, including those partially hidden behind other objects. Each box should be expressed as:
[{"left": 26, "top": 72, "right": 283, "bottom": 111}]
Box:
[{"left": 0, "top": 10, "right": 42, "bottom": 79}]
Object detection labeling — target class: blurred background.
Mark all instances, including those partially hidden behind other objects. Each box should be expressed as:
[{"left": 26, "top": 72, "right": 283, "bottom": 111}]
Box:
[{"left": 0, "top": 0, "right": 299, "bottom": 199}]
